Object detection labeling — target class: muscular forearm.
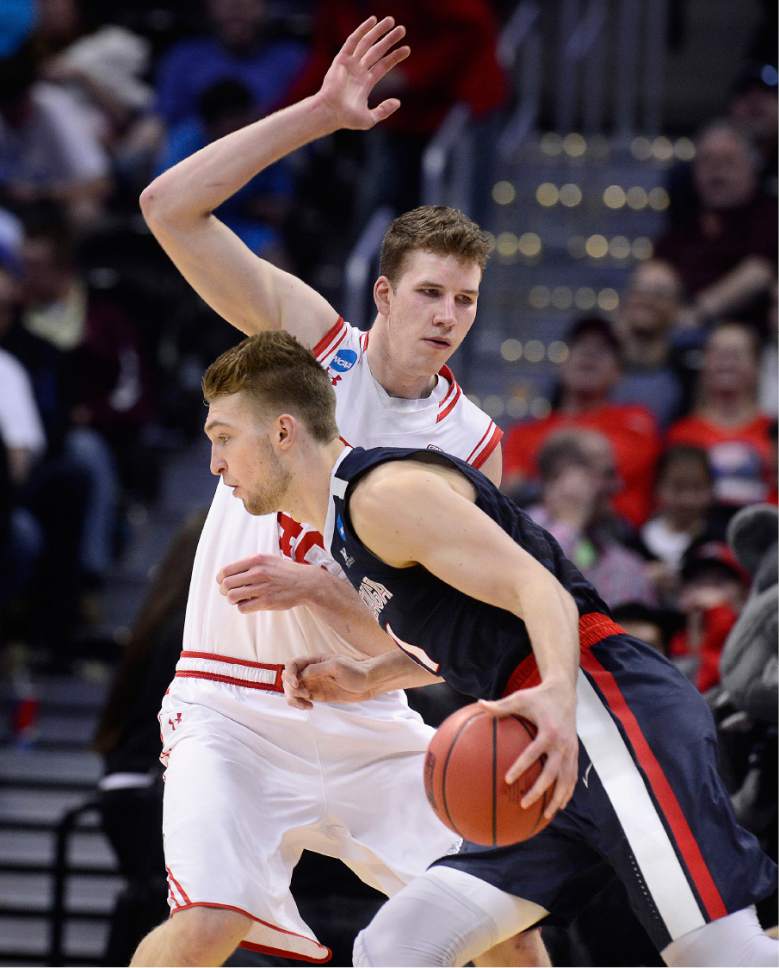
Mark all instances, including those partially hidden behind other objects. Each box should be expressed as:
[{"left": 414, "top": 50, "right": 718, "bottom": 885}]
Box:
[
  {"left": 515, "top": 572, "right": 580, "bottom": 690},
  {"left": 304, "top": 567, "right": 398, "bottom": 658},
  {"left": 141, "top": 94, "right": 338, "bottom": 224},
  {"left": 363, "top": 650, "right": 443, "bottom": 692}
]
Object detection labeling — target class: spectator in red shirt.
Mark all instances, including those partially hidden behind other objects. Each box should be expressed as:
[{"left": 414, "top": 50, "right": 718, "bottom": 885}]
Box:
[
  {"left": 667, "top": 321, "right": 773, "bottom": 508},
  {"left": 503, "top": 316, "right": 662, "bottom": 526},
  {"left": 669, "top": 539, "right": 749, "bottom": 694},
  {"left": 655, "top": 120, "right": 776, "bottom": 330}
]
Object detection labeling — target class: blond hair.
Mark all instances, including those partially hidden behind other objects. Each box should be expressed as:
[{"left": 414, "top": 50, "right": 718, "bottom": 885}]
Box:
[{"left": 202, "top": 331, "right": 338, "bottom": 442}]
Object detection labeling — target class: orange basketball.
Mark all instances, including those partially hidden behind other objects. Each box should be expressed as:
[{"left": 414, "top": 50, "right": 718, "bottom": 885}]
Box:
[{"left": 424, "top": 703, "right": 552, "bottom": 847}]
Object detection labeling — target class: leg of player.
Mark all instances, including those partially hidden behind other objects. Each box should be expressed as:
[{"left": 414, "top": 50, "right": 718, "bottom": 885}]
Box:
[
  {"left": 130, "top": 907, "right": 251, "bottom": 966},
  {"left": 353, "top": 866, "right": 548, "bottom": 968},
  {"left": 661, "top": 906, "right": 779, "bottom": 967},
  {"left": 474, "top": 929, "right": 552, "bottom": 967}
]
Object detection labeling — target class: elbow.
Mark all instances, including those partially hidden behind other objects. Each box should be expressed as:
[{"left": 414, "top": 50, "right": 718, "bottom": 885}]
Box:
[{"left": 138, "top": 178, "right": 165, "bottom": 225}]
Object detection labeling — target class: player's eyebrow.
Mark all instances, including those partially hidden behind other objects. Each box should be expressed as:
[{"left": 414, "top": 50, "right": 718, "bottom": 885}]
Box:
[
  {"left": 204, "top": 418, "right": 233, "bottom": 436},
  {"left": 416, "top": 280, "right": 479, "bottom": 296}
]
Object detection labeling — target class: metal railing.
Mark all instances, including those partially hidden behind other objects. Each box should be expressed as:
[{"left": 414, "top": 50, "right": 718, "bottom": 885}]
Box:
[{"left": 342, "top": 206, "right": 393, "bottom": 328}]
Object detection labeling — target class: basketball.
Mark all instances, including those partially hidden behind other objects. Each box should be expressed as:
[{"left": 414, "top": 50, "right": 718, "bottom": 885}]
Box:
[{"left": 424, "top": 703, "right": 552, "bottom": 847}]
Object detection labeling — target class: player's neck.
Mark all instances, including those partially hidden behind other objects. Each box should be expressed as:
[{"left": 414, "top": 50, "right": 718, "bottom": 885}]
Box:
[
  {"left": 280, "top": 437, "right": 347, "bottom": 531},
  {"left": 366, "top": 325, "right": 438, "bottom": 399}
]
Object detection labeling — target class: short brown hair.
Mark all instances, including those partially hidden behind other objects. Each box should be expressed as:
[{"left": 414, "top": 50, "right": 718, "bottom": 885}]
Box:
[
  {"left": 379, "top": 206, "right": 493, "bottom": 285},
  {"left": 202, "top": 331, "right": 338, "bottom": 442}
]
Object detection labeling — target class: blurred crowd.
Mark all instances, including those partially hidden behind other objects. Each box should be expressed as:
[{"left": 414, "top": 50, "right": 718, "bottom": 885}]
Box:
[{"left": 0, "top": 1, "right": 776, "bottom": 963}]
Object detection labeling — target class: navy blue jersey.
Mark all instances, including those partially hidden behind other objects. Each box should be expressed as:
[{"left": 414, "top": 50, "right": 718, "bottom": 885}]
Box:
[{"left": 325, "top": 446, "right": 611, "bottom": 700}]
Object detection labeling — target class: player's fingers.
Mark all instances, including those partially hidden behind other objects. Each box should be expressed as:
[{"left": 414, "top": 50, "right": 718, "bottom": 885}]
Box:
[
  {"left": 361, "top": 24, "right": 405, "bottom": 70},
  {"left": 367, "top": 44, "right": 410, "bottom": 86},
  {"left": 504, "top": 737, "right": 544, "bottom": 783},
  {"left": 478, "top": 696, "right": 520, "bottom": 719},
  {"left": 519, "top": 752, "right": 559, "bottom": 809},
  {"left": 341, "top": 15, "right": 378, "bottom": 56},
  {"left": 368, "top": 98, "right": 401, "bottom": 126},
  {"left": 353, "top": 15, "right": 394, "bottom": 60}
]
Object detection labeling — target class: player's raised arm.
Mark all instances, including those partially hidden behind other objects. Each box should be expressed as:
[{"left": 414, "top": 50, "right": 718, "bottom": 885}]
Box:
[
  {"left": 139, "top": 16, "right": 410, "bottom": 346},
  {"left": 349, "top": 463, "right": 580, "bottom": 819}
]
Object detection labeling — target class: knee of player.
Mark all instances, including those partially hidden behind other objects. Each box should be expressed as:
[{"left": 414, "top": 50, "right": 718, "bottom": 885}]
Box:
[
  {"left": 354, "top": 922, "right": 458, "bottom": 967},
  {"left": 169, "top": 906, "right": 250, "bottom": 958}
]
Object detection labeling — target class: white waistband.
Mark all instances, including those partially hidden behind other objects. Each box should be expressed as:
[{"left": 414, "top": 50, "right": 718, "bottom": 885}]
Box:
[{"left": 175, "top": 652, "right": 284, "bottom": 691}]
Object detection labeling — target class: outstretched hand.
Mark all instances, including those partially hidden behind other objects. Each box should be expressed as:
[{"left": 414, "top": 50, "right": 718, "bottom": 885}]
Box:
[
  {"left": 479, "top": 678, "right": 579, "bottom": 821},
  {"left": 318, "top": 15, "right": 410, "bottom": 130}
]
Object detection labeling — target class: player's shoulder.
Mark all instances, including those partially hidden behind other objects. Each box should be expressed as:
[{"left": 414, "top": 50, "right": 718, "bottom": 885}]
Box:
[
  {"left": 436, "top": 366, "right": 503, "bottom": 469},
  {"left": 312, "top": 316, "right": 366, "bottom": 372}
]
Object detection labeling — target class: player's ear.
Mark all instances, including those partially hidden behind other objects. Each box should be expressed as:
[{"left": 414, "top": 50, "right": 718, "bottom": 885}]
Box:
[
  {"left": 373, "top": 275, "right": 392, "bottom": 316},
  {"left": 274, "top": 414, "right": 297, "bottom": 450}
]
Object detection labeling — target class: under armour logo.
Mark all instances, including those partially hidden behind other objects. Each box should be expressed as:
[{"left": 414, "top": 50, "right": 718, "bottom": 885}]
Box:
[
  {"left": 330, "top": 375, "right": 342, "bottom": 387},
  {"left": 168, "top": 712, "right": 183, "bottom": 730},
  {"left": 582, "top": 762, "right": 593, "bottom": 788}
]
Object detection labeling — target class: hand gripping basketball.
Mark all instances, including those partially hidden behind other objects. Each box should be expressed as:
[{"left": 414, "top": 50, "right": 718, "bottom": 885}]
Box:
[
  {"left": 479, "top": 678, "right": 579, "bottom": 820},
  {"left": 425, "top": 704, "right": 552, "bottom": 846}
]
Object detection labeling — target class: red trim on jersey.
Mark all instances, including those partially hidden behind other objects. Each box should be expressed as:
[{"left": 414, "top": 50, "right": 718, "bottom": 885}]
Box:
[
  {"left": 436, "top": 365, "right": 462, "bottom": 423},
  {"left": 180, "top": 651, "right": 284, "bottom": 674},
  {"left": 501, "top": 612, "right": 624, "bottom": 695},
  {"left": 166, "top": 866, "right": 191, "bottom": 905},
  {"left": 175, "top": 670, "right": 284, "bottom": 692},
  {"left": 240, "top": 939, "right": 333, "bottom": 963},
  {"left": 278, "top": 512, "right": 304, "bottom": 557},
  {"left": 580, "top": 648, "right": 728, "bottom": 921},
  {"left": 312, "top": 317, "right": 347, "bottom": 362},
  {"left": 169, "top": 901, "right": 332, "bottom": 963},
  {"left": 293, "top": 529, "right": 326, "bottom": 563},
  {"left": 359, "top": 331, "right": 370, "bottom": 351},
  {"left": 472, "top": 424, "right": 503, "bottom": 468}
]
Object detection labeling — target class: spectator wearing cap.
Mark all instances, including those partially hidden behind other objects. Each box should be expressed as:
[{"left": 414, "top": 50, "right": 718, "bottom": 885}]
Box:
[
  {"left": 528, "top": 428, "right": 656, "bottom": 609},
  {"left": 667, "top": 320, "right": 774, "bottom": 509},
  {"left": 503, "top": 316, "right": 662, "bottom": 526},
  {"left": 728, "top": 63, "right": 778, "bottom": 199},
  {"left": 669, "top": 538, "right": 749, "bottom": 694},
  {"left": 655, "top": 119, "right": 776, "bottom": 331},
  {"left": 612, "top": 259, "right": 691, "bottom": 428}
]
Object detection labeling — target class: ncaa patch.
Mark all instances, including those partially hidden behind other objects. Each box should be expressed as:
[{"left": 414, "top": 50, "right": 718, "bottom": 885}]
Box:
[{"left": 330, "top": 348, "right": 358, "bottom": 373}]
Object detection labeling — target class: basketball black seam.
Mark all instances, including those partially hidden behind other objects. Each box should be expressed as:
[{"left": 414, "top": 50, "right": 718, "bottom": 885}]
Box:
[{"left": 441, "top": 711, "right": 484, "bottom": 840}]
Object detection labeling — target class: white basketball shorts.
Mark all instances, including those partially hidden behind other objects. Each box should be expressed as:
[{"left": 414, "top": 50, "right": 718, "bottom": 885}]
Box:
[{"left": 159, "top": 652, "right": 459, "bottom": 962}]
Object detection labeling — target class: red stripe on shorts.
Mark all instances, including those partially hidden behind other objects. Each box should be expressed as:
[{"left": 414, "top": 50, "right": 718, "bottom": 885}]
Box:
[{"left": 580, "top": 647, "right": 727, "bottom": 921}]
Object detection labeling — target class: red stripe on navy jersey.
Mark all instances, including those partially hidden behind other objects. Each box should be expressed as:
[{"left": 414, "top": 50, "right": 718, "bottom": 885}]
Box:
[
  {"left": 312, "top": 317, "right": 346, "bottom": 362},
  {"left": 580, "top": 648, "right": 727, "bottom": 921},
  {"left": 472, "top": 424, "right": 503, "bottom": 468}
]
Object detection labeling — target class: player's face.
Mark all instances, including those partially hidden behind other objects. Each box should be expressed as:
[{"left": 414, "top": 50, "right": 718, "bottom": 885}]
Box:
[
  {"left": 205, "top": 392, "right": 291, "bottom": 516},
  {"left": 384, "top": 250, "right": 481, "bottom": 364}
]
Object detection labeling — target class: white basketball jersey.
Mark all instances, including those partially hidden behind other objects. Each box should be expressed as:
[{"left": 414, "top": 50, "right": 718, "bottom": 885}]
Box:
[{"left": 183, "top": 318, "right": 502, "bottom": 663}]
